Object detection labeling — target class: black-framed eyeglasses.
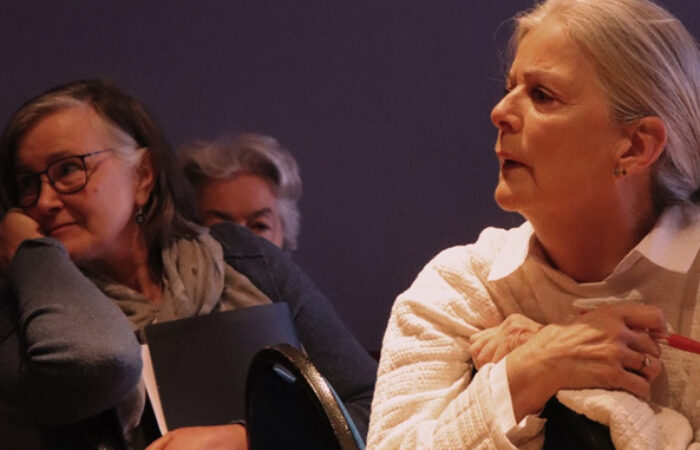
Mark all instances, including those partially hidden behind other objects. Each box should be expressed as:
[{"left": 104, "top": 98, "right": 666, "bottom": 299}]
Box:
[{"left": 14, "top": 149, "right": 115, "bottom": 207}]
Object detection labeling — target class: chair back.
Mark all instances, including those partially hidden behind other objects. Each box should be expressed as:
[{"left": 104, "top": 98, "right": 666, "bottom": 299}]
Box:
[{"left": 245, "top": 344, "right": 364, "bottom": 450}]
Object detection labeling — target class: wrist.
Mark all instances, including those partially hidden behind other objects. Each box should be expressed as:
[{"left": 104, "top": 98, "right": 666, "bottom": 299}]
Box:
[{"left": 506, "top": 336, "right": 560, "bottom": 421}]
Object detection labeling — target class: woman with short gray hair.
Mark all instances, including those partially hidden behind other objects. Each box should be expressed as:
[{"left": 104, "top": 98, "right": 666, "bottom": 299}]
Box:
[{"left": 179, "top": 133, "right": 302, "bottom": 250}]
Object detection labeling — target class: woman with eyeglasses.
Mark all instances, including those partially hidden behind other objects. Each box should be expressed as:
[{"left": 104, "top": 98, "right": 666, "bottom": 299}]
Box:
[{"left": 0, "top": 79, "right": 376, "bottom": 449}]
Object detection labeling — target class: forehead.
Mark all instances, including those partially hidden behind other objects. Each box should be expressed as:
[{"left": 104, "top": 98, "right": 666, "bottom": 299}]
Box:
[
  {"left": 511, "top": 20, "right": 599, "bottom": 86},
  {"left": 198, "top": 173, "right": 279, "bottom": 209},
  {"left": 16, "top": 106, "right": 117, "bottom": 167}
]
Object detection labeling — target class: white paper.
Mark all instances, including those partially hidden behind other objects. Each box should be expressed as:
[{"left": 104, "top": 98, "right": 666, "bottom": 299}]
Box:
[{"left": 141, "top": 344, "right": 169, "bottom": 435}]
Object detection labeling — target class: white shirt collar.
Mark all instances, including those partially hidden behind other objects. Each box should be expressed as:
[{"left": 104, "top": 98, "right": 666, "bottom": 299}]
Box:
[
  {"left": 487, "top": 221, "right": 535, "bottom": 281},
  {"left": 627, "top": 205, "right": 700, "bottom": 274},
  {"left": 487, "top": 205, "right": 700, "bottom": 281}
]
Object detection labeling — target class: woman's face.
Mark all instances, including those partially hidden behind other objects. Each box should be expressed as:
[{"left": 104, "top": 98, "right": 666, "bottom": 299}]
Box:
[
  {"left": 196, "top": 173, "right": 285, "bottom": 248},
  {"left": 16, "top": 105, "right": 146, "bottom": 266},
  {"left": 491, "top": 20, "right": 628, "bottom": 219}
]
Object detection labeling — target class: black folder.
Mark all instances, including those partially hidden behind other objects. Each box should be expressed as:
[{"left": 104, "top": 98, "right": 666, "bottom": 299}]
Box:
[{"left": 144, "top": 302, "right": 300, "bottom": 430}]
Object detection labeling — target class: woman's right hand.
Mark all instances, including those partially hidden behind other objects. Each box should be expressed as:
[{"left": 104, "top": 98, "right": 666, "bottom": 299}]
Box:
[
  {"left": 146, "top": 424, "right": 248, "bottom": 450},
  {"left": 506, "top": 304, "right": 666, "bottom": 422},
  {"left": 469, "top": 313, "right": 543, "bottom": 369},
  {"left": 0, "top": 208, "right": 45, "bottom": 275}
]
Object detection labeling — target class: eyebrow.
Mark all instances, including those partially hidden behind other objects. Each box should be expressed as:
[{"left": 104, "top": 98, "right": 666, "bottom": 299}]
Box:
[
  {"left": 15, "top": 150, "right": 82, "bottom": 172},
  {"left": 203, "top": 209, "right": 234, "bottom": 222},
  {"left": 247, "top": 208, "right": 274, "bottom": 220},
  {"left": 202, "top": 207, "right": 275, "bottom": 222}
]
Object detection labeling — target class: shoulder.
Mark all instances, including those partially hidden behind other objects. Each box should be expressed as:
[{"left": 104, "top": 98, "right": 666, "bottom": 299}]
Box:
[
  {"left": 390, "top": 224, "right": 530, "bottom": 329},
  {"left": 207, "top": 222, "right": 304, "bottom": 303},
  {"left": 422, "top": 225, "right": 525, "bottom": 282},
  {"left": 208, "top": 222, "right": 264, "bottom": 257}
]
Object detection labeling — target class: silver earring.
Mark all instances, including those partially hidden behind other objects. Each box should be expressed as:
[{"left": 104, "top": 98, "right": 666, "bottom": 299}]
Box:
[
  {"left": 135, "top": 206, "right": 146, "bottom": 225},
  {"left": 613, "top": 168, "right": 627, "bottom": 177}
]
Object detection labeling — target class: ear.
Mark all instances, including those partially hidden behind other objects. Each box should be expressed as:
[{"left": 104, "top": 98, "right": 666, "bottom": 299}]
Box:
[
  {"left": 614, "top": 116, "right": 667, "bottom": 176},
  {"left": 134, "top": 148, "right": 157, "bottom": 206}
]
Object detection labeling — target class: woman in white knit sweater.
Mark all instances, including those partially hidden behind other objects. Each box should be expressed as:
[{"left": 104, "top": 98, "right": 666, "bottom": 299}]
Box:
[{"left": 367, "top": 0, "right": 700, "bottom": 448}]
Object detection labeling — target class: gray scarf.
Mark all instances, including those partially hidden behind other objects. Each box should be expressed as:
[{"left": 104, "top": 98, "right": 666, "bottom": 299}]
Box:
[
  {"left": 87, "top": 232, "right": 270, "bottom": 443},
  {"left": 89, "top": 232, "right": 270, "bottom": 341}
]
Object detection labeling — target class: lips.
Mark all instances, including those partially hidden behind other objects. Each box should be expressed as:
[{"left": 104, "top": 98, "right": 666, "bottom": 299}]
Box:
[
  {"left": 48, "top": 222, "right": 78, "bottom": 235},
  {"left": 502, "top": 158, "right": 525, "bottom": 169}
]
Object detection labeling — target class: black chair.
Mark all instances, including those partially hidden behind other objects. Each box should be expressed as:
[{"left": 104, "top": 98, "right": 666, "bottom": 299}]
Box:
[
  {"left": 245, "top": 344, "right": 364, "bottom": 450},
  {"left": 542, "top": 396, "right": 615, "bottom": 450}
]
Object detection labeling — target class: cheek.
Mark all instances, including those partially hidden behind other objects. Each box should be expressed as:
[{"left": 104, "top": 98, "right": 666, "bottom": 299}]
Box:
[{"left": 82, "top": 183, "right": 135, "bottom": 228}]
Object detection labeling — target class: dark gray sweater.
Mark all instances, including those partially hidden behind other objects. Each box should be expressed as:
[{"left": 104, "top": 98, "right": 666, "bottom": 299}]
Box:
[{"left": 0, "top": 224, "right": 377, "bottom": 448}]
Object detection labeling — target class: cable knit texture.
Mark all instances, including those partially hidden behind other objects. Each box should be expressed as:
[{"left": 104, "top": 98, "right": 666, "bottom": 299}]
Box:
[{"left": 367, "top": 206, "right": 700, "bottom": 449}]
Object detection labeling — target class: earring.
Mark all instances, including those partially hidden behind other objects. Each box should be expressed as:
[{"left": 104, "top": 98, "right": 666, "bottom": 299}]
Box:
[
  {"left": 135, "top": 206, "right": 146, "bottom": 225},
  {"left": 613, "top": 167, "right": 627, "bottom": 177}
]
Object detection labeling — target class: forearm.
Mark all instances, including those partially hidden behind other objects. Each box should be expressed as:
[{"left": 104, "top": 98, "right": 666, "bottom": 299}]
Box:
[
  {"left": 1, "top": 238, "right": 142, "bottom": 424},
  {"left": 369, "top": 353, "right": 523, "bottom": 449},
  {"left": 367, "top": 300, "right": 526, "bottom": 449}
]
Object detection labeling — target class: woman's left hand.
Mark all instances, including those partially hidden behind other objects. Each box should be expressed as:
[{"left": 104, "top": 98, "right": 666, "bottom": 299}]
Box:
[
  {"left": 146, "top": 424, "right": 247, "bottom": 450},
  {"left": 468, "top": 313, "right": 543, "bottom": 369}
]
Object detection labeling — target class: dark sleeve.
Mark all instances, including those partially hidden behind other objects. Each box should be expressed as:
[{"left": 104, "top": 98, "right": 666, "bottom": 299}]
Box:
[
  {"left": 0, "top": 238, "right": 142, "bottom": 426},
  {"left": 211, "top": 224, "right": 378, "bottom": 439}
]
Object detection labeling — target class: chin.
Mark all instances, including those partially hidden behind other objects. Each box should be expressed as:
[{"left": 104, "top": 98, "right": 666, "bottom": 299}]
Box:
[{"left": 494, "top": 187, "right": 520, "bottom": 212}]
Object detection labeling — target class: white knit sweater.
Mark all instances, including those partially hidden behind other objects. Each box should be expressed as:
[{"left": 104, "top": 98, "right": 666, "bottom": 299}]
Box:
[{"left": 367, "top": 206, "right": 700, "bottom": 449}]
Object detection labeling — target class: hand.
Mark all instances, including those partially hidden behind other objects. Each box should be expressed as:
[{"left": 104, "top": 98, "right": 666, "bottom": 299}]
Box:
[
  {"left": 146, "top": 424, "right": 247, "bottom": 450},
  {"left": 506, "top": 304, "right": 666, "bottom": 422},
  {"left": 0, "top": 208, "right": 44, "bottom": 275},
  {"left": 469, "top": 313, "right": 543, "bottom": 369}
]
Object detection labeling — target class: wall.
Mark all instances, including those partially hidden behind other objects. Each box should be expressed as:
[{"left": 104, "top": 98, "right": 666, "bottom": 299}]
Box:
[{"left": 1, "top": 0, "right": 698, "bottom": 351}]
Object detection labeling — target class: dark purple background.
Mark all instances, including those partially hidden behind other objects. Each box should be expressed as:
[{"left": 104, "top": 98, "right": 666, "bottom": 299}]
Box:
[{"left": 2, "top": 1, "right": 698, "bottom": 352}]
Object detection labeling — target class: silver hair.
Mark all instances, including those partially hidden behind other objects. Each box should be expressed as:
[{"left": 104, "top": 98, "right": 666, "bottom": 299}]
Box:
[
  {"left": 179, "top": 133, "right": 303, "bottom": 250},
  {"left": 513, "top": 0, "right": 700, "bottom": 211}
]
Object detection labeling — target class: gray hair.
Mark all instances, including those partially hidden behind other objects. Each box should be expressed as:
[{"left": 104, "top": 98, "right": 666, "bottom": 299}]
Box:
[
  {"left": 512, "top": 0, "right": 700, "bottom": 211},
  {"left": 179, "top": 133, "right": 302, "bottom": 250}
]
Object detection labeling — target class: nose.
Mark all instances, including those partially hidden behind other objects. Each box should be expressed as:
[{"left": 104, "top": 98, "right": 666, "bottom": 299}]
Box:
[
  {"left": 491, "top": 90, "right": 522, "bottom": 134},
  {"left": 32, "top": 175, "right": 63, "bottom": 214}
]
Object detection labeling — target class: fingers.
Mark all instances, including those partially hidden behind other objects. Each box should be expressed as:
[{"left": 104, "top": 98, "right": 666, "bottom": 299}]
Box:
[
  {"left": 625, "top": 351, "right": 662, "bottom": 383},
  {"left": 146, "top": 434, "right": 171, "bottom": 450},
  {"left": 613, "top": 345, "right": 663, "bottom": 397},
  {"left": 468, "top": 314, "right": 544, "bottom": 369},
  {"left": 469, "top": 329, "right": 498, "bottom": 369},
  {"left": 615, "top": 367, "right": 651, "bottom": 399},
  {"left": 602, "top": 304, "right": 667, "bottom": 334},
  {"left": 626, "top": 328, "right": 661, "bottom": 357}
]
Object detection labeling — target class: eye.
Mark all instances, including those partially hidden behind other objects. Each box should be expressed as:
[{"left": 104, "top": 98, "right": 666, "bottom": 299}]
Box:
[
  {"left": 15, "top": 173, "right": 37, "bottom": 195},
  {"left": 530, "top": 85, "right": 555, "bottom": 103},
  {"left": 249, "top": 222, "right": 271, "bottom": 232},
  {"left": 53, "top": 159, "right": 83, "bottom": 179}
]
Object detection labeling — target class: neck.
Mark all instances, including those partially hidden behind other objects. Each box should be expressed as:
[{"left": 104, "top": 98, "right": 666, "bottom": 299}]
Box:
[
  {"left": 525, "top": 187, "right": 658, "bottom": 283},
  {"left": 82, "top": 232, "right": 163, "bottom": 303}
]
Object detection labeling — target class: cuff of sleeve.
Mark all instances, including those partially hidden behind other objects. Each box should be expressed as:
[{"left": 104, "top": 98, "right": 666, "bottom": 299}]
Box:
[{"left": 489, "top": 358, "right": 546, "bottom": 444}]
